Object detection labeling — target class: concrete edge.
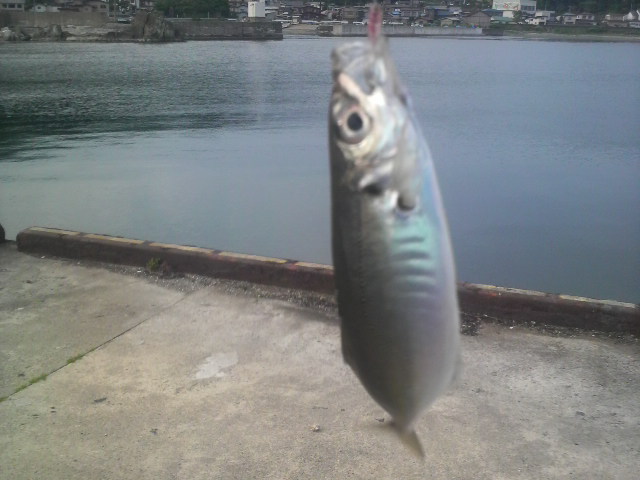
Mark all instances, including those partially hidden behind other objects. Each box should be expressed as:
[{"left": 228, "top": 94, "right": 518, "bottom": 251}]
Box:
[
  {"left": 16, "top": 227, "right": 334, "bottom": 293},
  {"left": 15, "top": 226, "right": 640, "bottom": 336}
]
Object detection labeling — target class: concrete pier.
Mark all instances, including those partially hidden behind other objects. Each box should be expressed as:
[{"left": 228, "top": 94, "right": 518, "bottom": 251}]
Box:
[
  {"left": 1, "top": 236, "right": 639, "bottom": 479},
  {"left": 16, "top": 227, "right": 640, "bottom": 336}
]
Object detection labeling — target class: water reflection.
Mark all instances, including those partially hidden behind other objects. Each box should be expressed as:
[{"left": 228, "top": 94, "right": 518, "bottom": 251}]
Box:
[{"left": 0, "top": 39, "right": 638, "bottom": 302}]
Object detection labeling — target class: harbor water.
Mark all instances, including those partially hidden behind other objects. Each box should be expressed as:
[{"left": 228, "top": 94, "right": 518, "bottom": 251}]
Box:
[{"left": 1, "top": 38, "right": 638, "bottom": 303}]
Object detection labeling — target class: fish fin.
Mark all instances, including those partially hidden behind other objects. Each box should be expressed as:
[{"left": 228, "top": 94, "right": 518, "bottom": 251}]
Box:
[
  {"left": 368, "top": 3, "right": 383, "bottom": 42},
  {"left": 452, "top": 352, "right": 464, "bottom": 385},
  {"left": 391, "top": 422, "right": 425, "bottom": 459},
  {"left": 366, "top": 419, "right": 425, "bottom": 459},
  {"left": 340, "top": 325, "right": 357, "bottom": 371}
]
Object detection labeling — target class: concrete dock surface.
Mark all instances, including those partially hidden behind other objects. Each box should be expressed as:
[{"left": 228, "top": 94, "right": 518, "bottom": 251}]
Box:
[{"left": 1, "top": 242, "right": 639, "bottom": 479}]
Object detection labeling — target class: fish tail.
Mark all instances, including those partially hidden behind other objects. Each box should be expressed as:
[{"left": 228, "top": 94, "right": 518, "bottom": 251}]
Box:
[{"left": 392, "top": 423, "right": 425, "bottom": 459}]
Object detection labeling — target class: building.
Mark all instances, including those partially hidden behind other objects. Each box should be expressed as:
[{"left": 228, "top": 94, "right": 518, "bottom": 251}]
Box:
[
  {"left": 559, "top": 12, "right": 577, "bottom": 24},
  {"left": 248, "top": 0, "right": 265, "bottom": 21},
  {"left": 33, "top": 3, "right": 59, "bottom": 11},
  {"left": 531, "top": 10, "right": 554, "bottom": 25},
  {"left": 575, "top": 12, "right": 596, "bottom": 25},
  {"left": 602, "top": 13, "right": 625, "bottom": 26},
  {"left": 1, "top": 0, "right": 25, "bottom": 11},
  {"left": 440, "top": 16, "right": 461, "bottom": 27},
  {"left": 87, "top": 0, "right": 107, "bottom": 12},
  {"left": 369, "top": 0, "right": 423, "bottom": 23},
  {"left": 463, "top": 11, "right": 491, "bottom": 28},
  {"left": 342, "top": 7, "right": 367, "bottom": 23},
  {"left": 228, "top": 0, "right": 247, "bottom": 17},
  {"left": 491, "top": 0, "right": 536, "bottom": 18},
  {"left": 300, "top": 4, "right": 321, "bottom": 21}
]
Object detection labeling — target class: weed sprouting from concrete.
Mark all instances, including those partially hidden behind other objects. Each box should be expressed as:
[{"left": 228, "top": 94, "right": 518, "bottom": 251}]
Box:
[
  {"left": 15, "top": 373, "right": 48, "bottom": 394},
  {"left": 0, "top": 373, "right": 50, "bottom": 402},
  {"left": 146, "top": 257, "right": 162, "bottom": 272},
  {"left": 27, "top": 373, "right": 47, "bottom": 385},
  {"left": 66, "top": 353, "right": 85, "bottom": 365},
  {"left": 0, "top": 349, "right": 96, "bottom": 402}
]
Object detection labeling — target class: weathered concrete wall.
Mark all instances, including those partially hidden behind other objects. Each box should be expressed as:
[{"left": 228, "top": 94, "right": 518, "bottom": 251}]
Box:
[
  {"left": 131, "top": 11, "right": 180, "bottom": 42},
  {"left": 168, "top": 18, "right": 283, "bottom": 40},
  {"left": 1, "top": 11, "right": 109, "bottom": 28},
  {"left": 332, "top": 24, "right": 483, "bottom": 37},
  {"left": 0, "top": 11, "right": 180, "bottom": 42},
  {"left": 16, "top": 227, "right": 640, "bottom": 336},
  {"left": 0, "top": 13, "right": 281, "bottom": 41}
]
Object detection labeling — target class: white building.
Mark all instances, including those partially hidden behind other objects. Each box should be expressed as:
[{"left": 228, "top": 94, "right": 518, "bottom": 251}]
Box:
[
  {"left": 575, "top": 12, "right": 596, "bottom": 25},
  {"left": 559, "top": 12, "right": 577, "bottom": 24},
  {"left": 525, "top": 10, "right": 555, "bottom": 25},
  {"left": 492, "top": 0, "right": 536, "bottom": 18},
  {"left": 248, "top": 0, "right": 266, "bottom": 21}
]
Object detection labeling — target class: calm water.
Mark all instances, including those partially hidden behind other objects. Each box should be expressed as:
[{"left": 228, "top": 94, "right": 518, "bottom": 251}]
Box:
[{"left": 1, "top": 38, "right": 638, "bottom": 303}]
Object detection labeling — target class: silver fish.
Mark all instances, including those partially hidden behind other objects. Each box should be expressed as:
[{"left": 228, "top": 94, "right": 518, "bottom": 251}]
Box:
[{"left": 328, "top": 5, "right": 460, "bottom": 456}]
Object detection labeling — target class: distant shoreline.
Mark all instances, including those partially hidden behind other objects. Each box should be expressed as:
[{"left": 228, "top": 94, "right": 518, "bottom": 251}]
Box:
[
  {"left": 283, "top": 23, "right": 640, "bottom": 43},
  {"left": 503, "top": 31, "right": 640, "bottom": 42}
]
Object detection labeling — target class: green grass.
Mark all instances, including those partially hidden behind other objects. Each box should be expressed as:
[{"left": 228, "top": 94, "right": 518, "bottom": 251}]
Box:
[
  {"left": 66, "top": 353, "right": 85, "bottom": 365},
  {"left": 14, "top": 373, "right": 48, "bottom": 394},
  {"left": 146, "top": 257, "right": 162, "bottom": 272},
  {"left": 0, "top": 352, "right": 90, "bottom": 403},
  {"left": 0, "top": 373, "right": 48, "bottom": 403}
]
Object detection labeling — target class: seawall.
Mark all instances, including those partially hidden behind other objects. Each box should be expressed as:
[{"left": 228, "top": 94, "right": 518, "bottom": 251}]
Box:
[
  {"left": 0, "top": 12, "right": 282, "bottom": 41},
  {"left": 328, "top": 24, "right": 483, "bottom": 37},
  {"left": 0, "top": 11, "right": 109, "bottom": 28},
  {"left": 0, "top": 11, "right": 179, "bottom": 41},
  {"left": 15, "top": 226, "right": 639, "bottom": 336},
  {"left": 168, "top": 19, "right": 283, "bottom": 40}
]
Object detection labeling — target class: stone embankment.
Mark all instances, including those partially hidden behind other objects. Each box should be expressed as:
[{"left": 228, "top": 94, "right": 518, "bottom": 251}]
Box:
[
  {"left": 132, "top": 11, "right": 180, "bottom": 42},
  {"left": 285, "top": 23, "right": 484, "bottom": 37},
  {"left": 169, "top": 18, "right": 282, "bottom": 40},
  {"left": 329, "top": 23, "right": 483, "bottom": 37},
  {"left": 0, "top": 11, "right": 281, "bottom": 42},
  {"left": 0, "top": 11, "right": 179, "bottom": 42}
]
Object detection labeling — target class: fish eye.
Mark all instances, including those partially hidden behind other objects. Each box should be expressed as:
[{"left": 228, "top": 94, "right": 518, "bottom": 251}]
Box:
[
  {"left": 337, "top": 106, "right": 370, "bottom": 144},
  {"left": 347, "top": 112, "right": 363, "bottom": 132}
]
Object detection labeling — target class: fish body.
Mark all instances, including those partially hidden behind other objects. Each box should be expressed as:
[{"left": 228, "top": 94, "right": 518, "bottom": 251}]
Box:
[{"left": 328, "top": 7, "right": 460, "bottom": 453}]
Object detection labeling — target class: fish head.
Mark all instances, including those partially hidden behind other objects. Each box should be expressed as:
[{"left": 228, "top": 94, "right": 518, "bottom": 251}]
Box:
[{"left": 329, "top": 38, "right": 420, "bottom": 200}]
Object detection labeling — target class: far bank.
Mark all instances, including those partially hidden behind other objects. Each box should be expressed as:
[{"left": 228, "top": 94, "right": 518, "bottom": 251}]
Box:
[
  {"left": 284, "top": 21, "right": 640, "bottom": 42},
  {"left": 2, "top": 11, "right": 638, "bottom": 43},
  {"left": 0, "top": 11, "right": 283, "bottom": 42}
]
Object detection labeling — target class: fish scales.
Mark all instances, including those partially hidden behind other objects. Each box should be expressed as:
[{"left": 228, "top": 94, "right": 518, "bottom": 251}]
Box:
[{"left": 328, "top": 4, "right": 460, "bottom": 456}]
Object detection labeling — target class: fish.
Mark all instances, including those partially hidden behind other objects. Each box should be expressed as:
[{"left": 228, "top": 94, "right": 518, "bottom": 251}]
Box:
[{"left": 328, "top": 4, "right": 461, "bottom": 457}]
